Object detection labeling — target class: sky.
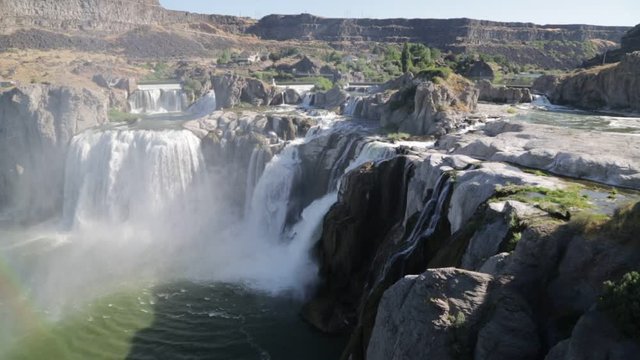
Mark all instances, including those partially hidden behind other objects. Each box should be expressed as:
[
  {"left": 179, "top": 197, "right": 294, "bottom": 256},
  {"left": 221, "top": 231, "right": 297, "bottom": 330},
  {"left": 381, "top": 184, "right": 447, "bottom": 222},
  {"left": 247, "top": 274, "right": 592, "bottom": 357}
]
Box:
[{"left": 159, "top": 0, "right": 639, "bottom": 26}]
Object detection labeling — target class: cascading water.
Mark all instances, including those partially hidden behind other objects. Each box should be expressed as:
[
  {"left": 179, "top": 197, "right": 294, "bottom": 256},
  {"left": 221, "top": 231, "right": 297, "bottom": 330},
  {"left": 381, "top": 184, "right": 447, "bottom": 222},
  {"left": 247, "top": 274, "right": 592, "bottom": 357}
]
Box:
[
  {"left": 1, "top": 105, "right": 399, "bottom": 359},
  {"left": 62, "top": 128, "right": 210, "bottom": 230},
  {"left": 129, "top": 84, "right": 189, "bottom": 114},
  {"left": 377, "top": 173, "right": 453, "bottom": 285},
  {"left": 343, "top": 96, "right": 363, "bottom": 117},
  {"left": 301, "top": 93, "right": 314, "bottom": 108}
]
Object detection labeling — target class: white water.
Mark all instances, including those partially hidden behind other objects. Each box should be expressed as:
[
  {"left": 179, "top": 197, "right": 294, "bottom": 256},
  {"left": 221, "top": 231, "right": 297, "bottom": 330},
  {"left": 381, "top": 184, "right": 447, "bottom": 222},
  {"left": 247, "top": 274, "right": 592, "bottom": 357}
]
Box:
[
  {"left": 246, "top": 140, "right": 303, "bottom": 238},
  {"left": 63, "top": 129, "right": 209, "bottom": 229},
  {"left": 129, "top": 85, "right": 189, "bottom": 114},
  {"left": 344, "top": 96, "right": 363, "bottom": 117},
  {"left": 187, "top": 90, "right": 217, "bottom": 117}
]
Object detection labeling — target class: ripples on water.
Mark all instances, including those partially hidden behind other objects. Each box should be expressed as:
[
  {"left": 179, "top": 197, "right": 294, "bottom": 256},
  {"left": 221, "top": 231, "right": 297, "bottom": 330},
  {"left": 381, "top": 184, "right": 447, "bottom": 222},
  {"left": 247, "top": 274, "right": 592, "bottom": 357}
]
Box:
[{"left": 3, "top": 282, "right": 346, "bottom": 360}]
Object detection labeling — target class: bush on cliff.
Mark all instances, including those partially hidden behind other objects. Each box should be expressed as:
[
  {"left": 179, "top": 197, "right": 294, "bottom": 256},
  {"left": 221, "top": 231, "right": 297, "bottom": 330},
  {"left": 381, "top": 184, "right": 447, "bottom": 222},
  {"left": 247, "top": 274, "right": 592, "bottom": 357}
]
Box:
[
  {"left": 599, "top": 271, "right": 640, "bottom": 339},
  {"left": 313, "top": 77, "right": 333, "bottom": 92}
]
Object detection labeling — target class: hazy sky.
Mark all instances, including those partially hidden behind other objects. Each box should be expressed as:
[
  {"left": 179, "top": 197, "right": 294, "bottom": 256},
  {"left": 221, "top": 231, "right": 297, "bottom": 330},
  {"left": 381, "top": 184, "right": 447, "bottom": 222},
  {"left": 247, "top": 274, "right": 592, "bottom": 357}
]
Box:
[{"left": 159, "top": 0, "right": 639, "bottom": 26}]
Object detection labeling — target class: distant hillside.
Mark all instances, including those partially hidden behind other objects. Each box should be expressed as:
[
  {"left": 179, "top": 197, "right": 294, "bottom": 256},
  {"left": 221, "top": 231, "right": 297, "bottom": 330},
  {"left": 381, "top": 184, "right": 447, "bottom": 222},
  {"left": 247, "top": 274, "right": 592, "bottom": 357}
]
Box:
[
  {"left": 248, "top": 14, "right": 629, "bottom": 68},
  {"left": 0, "top": 1, "right": 631, "bottom": 68}
]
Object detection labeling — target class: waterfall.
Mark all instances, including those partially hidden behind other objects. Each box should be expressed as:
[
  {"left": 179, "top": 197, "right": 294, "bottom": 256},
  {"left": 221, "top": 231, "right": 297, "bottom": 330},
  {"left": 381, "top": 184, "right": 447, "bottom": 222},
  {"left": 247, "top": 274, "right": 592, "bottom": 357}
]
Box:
[
  {"left": 247, "top": 140, "right": 303, "bottom": 239},
  {"left": 301, "top": 93, "right": 314, "bottom": 108},
  {"left": 187, "top": 90, "right": 217, "bottom": 117},
  {"left": 344, "top": 96, "right": 363, "bottom": 117},
  {"left": 377, "top": 173, "right": 453, "bottom": 285},
  {"left": 62, "top": 128, "right": 209, "bottom": 229},
  {"left": 244, "top": 147, "right": 270, "bottom": 217},
  {"left": 129, "top": 84, "right": 189, "bottom": 114}
]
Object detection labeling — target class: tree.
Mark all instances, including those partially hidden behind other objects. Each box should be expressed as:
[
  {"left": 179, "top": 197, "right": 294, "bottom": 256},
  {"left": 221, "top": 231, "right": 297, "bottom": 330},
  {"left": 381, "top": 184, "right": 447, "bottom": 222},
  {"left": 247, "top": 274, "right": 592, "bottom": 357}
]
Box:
[{"left": 401, "top": 43, "right": 412, "bottom": 73}]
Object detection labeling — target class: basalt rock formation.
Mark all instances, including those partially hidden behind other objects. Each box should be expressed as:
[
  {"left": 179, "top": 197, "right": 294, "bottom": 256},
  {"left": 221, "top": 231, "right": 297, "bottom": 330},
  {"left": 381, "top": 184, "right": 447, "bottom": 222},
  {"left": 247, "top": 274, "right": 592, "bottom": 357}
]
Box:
[
  {"left": 0, "top": 2, "right": 630, "bottom": 68},
  {"left": 584, "top": 23, "right": 640, "bottom": 67},
  {"left": 249, "top": 15, "right": 628, "bottom": 68},
  {"left": 534, "top": 51, "right": 640, "bottom": 112},
  {"left": 353, "top": 73, "right": 479, "bottom": 136},
  {"left": 0, "top": 84, "right": 107, "bottom": 222},
  {"left": 476, "top": 80, "right": 532, "bottom": 104}
]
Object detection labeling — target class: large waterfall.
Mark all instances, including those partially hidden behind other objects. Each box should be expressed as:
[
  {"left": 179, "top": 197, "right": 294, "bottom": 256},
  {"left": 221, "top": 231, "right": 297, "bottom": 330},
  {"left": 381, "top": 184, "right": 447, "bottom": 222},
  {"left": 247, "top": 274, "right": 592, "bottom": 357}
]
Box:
[
  {"left": 129, "top": 84, "right": 189, "bottom": 114},
  {"left": 62, "top": 129, "right": 209, "bottom": 230}
]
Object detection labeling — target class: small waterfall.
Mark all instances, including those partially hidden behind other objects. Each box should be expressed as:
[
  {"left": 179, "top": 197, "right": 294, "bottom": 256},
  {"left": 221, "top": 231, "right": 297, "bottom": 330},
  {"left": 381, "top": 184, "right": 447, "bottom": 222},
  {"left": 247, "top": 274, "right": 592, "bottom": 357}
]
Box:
[
  {"left": 301, "top": 93, "right": 314, "bottom": 108},
  {"left": 129, "top": 84, "right": 189, "bottom": 114},
  {"left": 343, "top": 96, "right": 363, "bottom": 117},
  {"left": 187, "top": 90, "right": 217, "bottom": 117},
  {"left": 377, "top": 173, "right": 453, "bottom": 285},
  {"left": 62, "top": 129, "right": 208, "bottom": 229}
]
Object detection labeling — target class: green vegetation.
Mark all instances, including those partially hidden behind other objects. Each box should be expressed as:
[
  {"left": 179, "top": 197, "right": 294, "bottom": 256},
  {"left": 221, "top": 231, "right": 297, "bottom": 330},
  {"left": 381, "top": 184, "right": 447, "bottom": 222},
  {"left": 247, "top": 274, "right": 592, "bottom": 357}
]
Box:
[
  {"left": 401, "top": 43, "right": 412, "bottom": 73},
  {"left": 506, "top": 107, "right": 518, "bottom": 114},
  {"left": 447, "top": 311, "right": 467, "bottom": 328},
  {"left": 182, "top": 77, "right": 203, "bottom": 99},
  {"left": 217, "top": 49, "right": 232, "bottom": 65},
  {"left": 494, "top": 184, "right": 592, "bottom": 217},
  {"left": 312, "top": 77, "right": 334, "bottom": 91},
  {"left": 387, "top": 132, "right": 411, "bottom": 142},
  {"left": 599, "top": 271, "right": 640, "bottom": 339},
  {"left": 141, "top": 62, "right": 172, "bottom": 81},
  {"left": 108, "top": 109, "right": 138, "bottom": 123}
]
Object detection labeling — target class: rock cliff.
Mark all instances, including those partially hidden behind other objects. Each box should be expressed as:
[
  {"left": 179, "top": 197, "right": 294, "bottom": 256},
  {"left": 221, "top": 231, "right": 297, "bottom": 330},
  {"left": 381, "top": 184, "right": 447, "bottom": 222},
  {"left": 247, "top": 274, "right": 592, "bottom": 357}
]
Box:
[
  {"left": 534, "top": 51, "right": 640, "bottom": 112},
  {"left": 0, "top": 84, "right": 107, "bottom": 222},
  {"left": 353, "top": 72, "right": 479, "bottom": 136}
]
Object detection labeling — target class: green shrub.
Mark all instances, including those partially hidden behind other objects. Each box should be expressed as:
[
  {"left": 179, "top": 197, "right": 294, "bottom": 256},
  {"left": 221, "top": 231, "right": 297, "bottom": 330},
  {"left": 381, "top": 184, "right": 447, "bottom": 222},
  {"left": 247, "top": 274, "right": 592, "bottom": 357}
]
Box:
[
  {"left": 313, "top": 77, "right": 333, "bottom": 92},
  {"left": 387, "top": 132, "right": 411, "bottom": 142},
  {"left": 599, "top": 272, "right": 640, "bottom": 339},
  {"left": 108, "top": 109, "right": 138, "bottom": 123},
  {"left": 416, "top": 67, "right": 452, "bottom": 81}
]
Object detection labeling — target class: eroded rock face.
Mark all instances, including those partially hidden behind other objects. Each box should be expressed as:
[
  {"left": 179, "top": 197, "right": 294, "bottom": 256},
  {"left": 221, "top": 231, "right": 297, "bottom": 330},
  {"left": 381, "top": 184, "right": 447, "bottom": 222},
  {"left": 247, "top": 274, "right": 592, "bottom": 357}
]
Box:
[
  {"left": 0, "top": 84, "right": 107, "bottom": 222},
  {"left": 367, "top": 268, "right": 493, "bottom": 360},
  {"left": 302, "top": 156, "right": 413, "bottom": 334},
  {"left": 355, "top": 74, "right": 479, "bottom": 136},
  {"left": 313, "top": 85, "right": 349, "bottom": 111},
  {"left": 546, "top": 52, "right": 640, "bottom": 111},
  {"left": 477, "top": 80, "right": 532, "bottom": 104}
]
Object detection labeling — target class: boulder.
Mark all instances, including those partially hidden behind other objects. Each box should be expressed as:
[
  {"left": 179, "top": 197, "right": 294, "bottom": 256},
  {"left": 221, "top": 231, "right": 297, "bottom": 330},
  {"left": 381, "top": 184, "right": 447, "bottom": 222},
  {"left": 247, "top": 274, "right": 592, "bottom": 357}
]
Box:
[
  {"left": 546, "top": 311, "right": 640, "bottom": 360},
  {"left": 212, "top": 73, "right": 245, "bottom": 109},
  {"left": 313, "top": 85, "right": 348, "bottom": 111},
  {"left": 241, "top": 78, "right": 274, "bottom": 106},
  {"left": 367, "top": 268, "right": 493, "bottom": 360}
]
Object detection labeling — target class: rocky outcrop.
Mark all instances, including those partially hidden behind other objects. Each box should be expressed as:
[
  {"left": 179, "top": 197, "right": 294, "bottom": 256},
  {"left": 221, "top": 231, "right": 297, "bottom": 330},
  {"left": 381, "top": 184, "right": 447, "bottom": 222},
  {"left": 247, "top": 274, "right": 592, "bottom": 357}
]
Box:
[
  {"left": 465, "top": 60, "right": 495, "bottom": 80},
  {"left": 212, "top": 74, "right": 274, "bottom": 109},
  {"left": 0, "top": 84, "right": 107, "bottom": 222},
  {"left": 302, "top": 155, "right": 414, "bottom": 333},
  {"left": 477, "top": 80, "right": 532, "bottom": 104},
  {"left": 312, "top": 85, "right": 348, "bottom": 111},
  {"left": 367, "top": 268, "right": 493, "bottom": 360},
  {"left": 542, "top": 52, "right": 640, "bottom": 112},
  {"left": 584, "top": 23, "right": 640, "bottom": 67},
  {"left": 546, "top": 311, "right": 640, "bottom": 360},
  {"left": 355, "top": 73, "right": 479, "bottom": 136},
  {"left": 532, "top": 75, "right": 561, "bottom": 97}
]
